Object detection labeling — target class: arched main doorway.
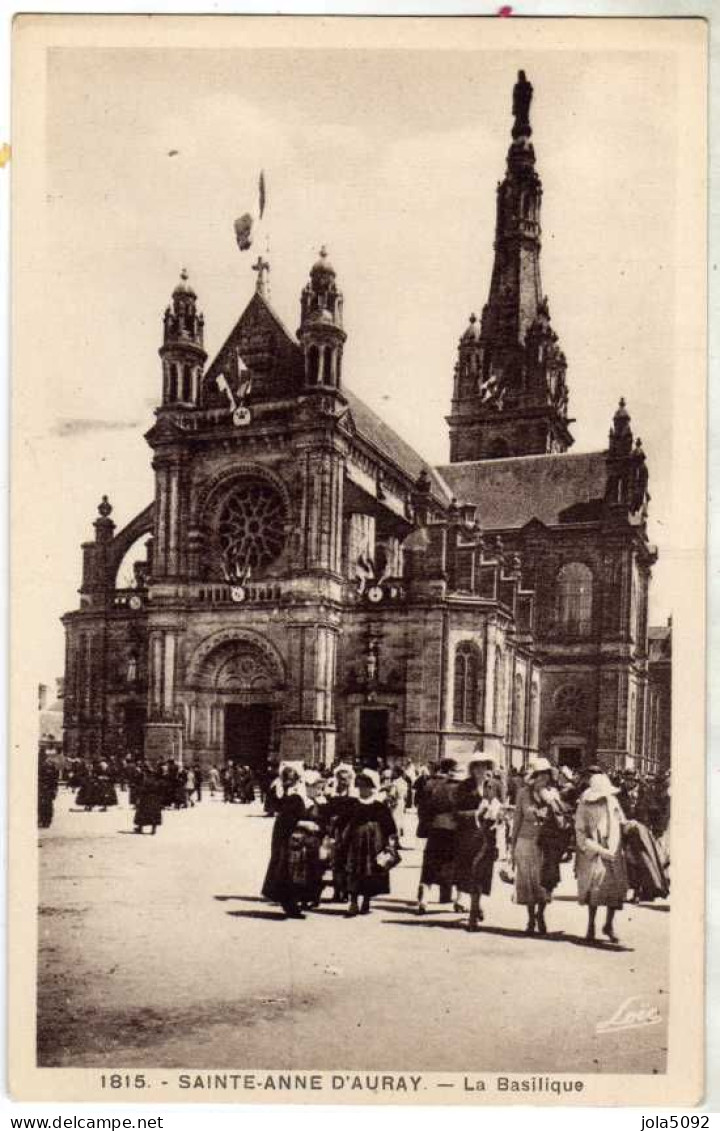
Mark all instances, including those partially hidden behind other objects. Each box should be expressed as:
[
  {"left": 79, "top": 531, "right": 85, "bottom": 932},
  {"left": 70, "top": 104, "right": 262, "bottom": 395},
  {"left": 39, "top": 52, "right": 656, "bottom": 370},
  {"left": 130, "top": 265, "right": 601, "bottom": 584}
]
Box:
[{"left": 184, "top": 629, "right": 286, "bottom": 772}]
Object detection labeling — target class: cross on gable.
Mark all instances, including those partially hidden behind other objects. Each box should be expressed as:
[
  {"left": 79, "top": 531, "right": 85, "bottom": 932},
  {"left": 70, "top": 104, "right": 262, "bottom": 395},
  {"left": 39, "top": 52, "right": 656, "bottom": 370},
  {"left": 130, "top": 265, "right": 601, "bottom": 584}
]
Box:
[{"left": 252, "top": 256, "right": 270, "bottom": 297}]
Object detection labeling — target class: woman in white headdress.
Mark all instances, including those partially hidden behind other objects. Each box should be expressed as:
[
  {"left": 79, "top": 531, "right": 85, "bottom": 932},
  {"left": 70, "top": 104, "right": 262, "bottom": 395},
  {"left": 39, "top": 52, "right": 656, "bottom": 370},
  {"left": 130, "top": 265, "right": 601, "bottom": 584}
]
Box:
[
  {"left": 262, "top": 762, "right": 318, "bottom": 919},
  {"left": 575, "top": 767, "right": 628, "bottom": 943},
  {"left": 290, "top": 769, "right": 328, "bottom": 909},
  {"left": 325, "top": 763, "right": 356, "bottom": 903},
  {"left": 344, "top": 768, "right": 399, "bottom": 917}
]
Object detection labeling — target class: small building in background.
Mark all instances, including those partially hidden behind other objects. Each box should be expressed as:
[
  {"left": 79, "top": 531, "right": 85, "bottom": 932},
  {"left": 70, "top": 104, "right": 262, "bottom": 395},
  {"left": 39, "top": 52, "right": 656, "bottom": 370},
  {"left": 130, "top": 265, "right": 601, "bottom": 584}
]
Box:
[
  {"left": 38, "top": 678, "right": 65, "bottom": 760},
  {"left": 647, "top": 619, "right": 672, "bottom": 774}
]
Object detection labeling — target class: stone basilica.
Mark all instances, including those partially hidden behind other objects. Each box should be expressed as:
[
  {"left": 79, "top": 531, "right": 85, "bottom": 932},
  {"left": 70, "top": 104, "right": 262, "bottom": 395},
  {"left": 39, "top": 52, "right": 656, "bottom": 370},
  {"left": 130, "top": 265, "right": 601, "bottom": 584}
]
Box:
[{"left": 62, "top": 72, "right": 666, "bottom": 776}]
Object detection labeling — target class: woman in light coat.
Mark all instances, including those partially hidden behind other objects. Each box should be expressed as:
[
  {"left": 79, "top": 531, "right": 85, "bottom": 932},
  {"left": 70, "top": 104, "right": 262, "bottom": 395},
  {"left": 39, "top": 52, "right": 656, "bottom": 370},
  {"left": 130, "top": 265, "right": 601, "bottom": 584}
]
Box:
[
  {"left": 575, "top": 769, "right": 628, "bottom": 943},
  {"left": 510, "top": 757, "right": 554, "bottom": 935}
]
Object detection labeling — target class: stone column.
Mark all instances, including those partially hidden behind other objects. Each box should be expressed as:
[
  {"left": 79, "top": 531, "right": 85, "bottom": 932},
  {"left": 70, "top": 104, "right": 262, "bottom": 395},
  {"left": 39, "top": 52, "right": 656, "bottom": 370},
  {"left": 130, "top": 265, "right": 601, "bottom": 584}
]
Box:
[{"left": 301, "top": 448, "right": 345, "bottom": 574}]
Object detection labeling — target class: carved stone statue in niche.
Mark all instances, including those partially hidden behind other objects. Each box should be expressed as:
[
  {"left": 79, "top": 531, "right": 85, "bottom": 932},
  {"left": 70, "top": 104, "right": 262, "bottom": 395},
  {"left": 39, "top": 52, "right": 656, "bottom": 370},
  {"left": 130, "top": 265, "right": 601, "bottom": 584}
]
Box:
[{"left": 365, "top": 641, "right": 379, "bottom": 685}]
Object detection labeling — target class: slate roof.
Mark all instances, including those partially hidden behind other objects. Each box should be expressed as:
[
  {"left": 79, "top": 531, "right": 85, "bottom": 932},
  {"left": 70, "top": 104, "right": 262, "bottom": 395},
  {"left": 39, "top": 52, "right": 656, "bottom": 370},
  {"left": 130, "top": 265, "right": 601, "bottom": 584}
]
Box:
[
  {"left": 344, "top": 387, "right": 452, "bottom": 503},
  {"left": 436, "top": 451, "right": 609, "bottom": 530}
]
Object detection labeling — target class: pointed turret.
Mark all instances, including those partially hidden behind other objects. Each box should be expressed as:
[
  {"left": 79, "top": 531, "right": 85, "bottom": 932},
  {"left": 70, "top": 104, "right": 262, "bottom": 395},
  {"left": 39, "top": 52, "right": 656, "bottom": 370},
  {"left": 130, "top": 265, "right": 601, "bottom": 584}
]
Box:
[
  {"left": 605, "top": 399, "right": 650, "bottom": 517},
  {"left": 447, "top": 71, "right": 573, "bottom": 461},
  {"left": 298, "top": 247, "right": 346, "bottom": 389},
  {"left": 158, "top": 269, "right": 207, "bottom": 407}
]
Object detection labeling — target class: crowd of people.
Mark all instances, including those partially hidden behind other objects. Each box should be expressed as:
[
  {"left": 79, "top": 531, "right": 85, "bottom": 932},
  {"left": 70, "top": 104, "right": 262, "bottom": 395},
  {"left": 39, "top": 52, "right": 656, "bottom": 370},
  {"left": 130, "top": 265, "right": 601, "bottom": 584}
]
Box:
[
  {"left": 38, "top": 745, "right": 670, "bottom": 942},
  {"left": 36, "top": 752, "right": 264, "bottom": 833},
  {"left": 260, "top": 753, "right": 671, "bottom": 942}
]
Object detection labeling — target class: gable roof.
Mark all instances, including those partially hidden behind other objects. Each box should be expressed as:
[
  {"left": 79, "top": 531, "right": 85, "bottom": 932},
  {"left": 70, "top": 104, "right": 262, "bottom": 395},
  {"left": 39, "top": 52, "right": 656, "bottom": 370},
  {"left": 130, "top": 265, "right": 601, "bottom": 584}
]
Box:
[
  {"left": 343, "top": 387, "right": 452, "bottom": 503},
  {"left": 436, "top": 451, "right": 609, "bottom": 530},
  {"left": 203, "top": 291, "right": 304, "bottom": 404}
]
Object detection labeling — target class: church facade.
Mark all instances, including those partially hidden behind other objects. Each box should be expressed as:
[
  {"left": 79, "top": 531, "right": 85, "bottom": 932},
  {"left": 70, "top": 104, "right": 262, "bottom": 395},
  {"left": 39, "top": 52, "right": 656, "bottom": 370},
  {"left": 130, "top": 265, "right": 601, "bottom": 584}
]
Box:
[{"left": 61, "top": 72, "right": 665, "bottom": 777}]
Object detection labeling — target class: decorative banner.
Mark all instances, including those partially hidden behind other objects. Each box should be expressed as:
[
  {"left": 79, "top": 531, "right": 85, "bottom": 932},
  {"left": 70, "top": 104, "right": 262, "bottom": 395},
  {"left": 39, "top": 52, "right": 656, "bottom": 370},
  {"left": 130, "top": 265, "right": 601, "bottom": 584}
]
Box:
[
  {"left": 259, "top": 169, "right": 266, "bottom": 218},
  {"left": 234, "top": 212, "right": 253, "bottom": 251}
]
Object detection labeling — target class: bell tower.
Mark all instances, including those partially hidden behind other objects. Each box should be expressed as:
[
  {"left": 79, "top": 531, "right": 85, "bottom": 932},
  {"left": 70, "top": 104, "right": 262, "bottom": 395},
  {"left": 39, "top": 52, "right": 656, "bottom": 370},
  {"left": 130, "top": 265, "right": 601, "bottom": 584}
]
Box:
[
  {"left": 298, "top": 247, "right": 346, "bottom": 390},
  {"left": 159, "top": 268, "right": 207, "bottom": 408},
  {"left": 447, "top": 70, "right": 573, "bottom": 462}
]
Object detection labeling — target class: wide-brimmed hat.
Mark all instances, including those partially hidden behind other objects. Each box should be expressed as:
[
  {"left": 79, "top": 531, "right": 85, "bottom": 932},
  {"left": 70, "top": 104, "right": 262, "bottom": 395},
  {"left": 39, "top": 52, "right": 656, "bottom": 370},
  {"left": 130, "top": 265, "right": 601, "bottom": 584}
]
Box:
[
  {"left": 582, "top": 772, "right": 620, "bottom": 802},
  {"left": 527, "top": 757, "right": 553, "bottom": 779},
  {"left": 465, "top": 748, "right": 496, "bottom": 770},
  {"left": 303, "top": 769, "right": 323, "bottom": 787},
  {"left": 559, "top": 765, "right": 575, "bottom": 782},
  {"left": 334, "top": 762, "right": 354, "bottom": 778},
  {"left": 356, "top": 768, "right": 380, "bottom": 791}
]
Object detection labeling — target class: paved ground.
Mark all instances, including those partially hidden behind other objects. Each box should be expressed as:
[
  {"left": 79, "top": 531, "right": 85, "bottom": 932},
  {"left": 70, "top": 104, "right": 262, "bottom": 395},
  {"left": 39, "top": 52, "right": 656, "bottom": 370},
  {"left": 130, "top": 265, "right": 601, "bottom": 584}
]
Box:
[{"left": 38, "top": 788, "right": 669, "bottom": 1073}]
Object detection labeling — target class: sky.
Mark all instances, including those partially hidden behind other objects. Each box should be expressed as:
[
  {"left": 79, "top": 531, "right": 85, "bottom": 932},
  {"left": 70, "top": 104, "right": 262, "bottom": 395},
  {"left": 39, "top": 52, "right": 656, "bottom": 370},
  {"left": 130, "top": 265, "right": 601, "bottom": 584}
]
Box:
[{"left": 28, "top": 38, "right": 681, "bottom": 690}]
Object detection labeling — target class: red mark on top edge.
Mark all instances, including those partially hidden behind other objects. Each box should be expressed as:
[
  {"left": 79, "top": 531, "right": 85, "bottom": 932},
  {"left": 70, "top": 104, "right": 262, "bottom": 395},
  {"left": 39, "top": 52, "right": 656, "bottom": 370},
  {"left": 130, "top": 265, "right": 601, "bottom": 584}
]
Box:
[{"left": 497, "top": 5, "right": 513, "bottom": 15}]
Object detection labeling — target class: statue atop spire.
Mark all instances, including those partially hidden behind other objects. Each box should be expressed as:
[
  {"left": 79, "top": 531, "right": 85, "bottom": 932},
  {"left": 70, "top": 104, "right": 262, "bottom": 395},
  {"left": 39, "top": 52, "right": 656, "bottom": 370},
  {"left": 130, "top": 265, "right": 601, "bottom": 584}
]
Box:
[{"left": 512, "top": 69, "right": 533, "bottom": 139}]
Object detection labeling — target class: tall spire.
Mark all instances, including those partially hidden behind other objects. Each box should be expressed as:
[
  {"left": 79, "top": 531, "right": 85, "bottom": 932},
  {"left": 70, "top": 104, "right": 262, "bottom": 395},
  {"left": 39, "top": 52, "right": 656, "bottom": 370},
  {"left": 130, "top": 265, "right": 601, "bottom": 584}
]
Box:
[{"left": 447, "top": 71, "right": 573, "bottom": 462}]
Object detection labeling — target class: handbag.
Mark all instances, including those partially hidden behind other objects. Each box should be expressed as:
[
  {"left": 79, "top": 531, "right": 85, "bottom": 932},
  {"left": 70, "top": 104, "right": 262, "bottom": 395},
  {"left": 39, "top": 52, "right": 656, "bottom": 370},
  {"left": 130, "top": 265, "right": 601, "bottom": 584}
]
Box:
[{"left": 376, "top": 842, "right": 401, "bottom": 871}]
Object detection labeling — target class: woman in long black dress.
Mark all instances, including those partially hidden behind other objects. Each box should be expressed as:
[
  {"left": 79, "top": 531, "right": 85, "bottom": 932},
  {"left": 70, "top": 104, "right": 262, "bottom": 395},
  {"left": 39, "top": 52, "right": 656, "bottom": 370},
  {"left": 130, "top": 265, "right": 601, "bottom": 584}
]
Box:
[
  {"left": 454, "top": 756, "right": 503, "bottom": 931},
  {"left": 344, "top": 769, "right": 399, "bottom": 917},
  {"left": 262, "top": 764, "right": 326, "bottom": 918},
  {"left": 416, "top": 758, "right": 461, "bottom": 913},
  {"left": 95, "top": 761, "right": 118, "bottom": 812},
  {"left": 325, "top": 764, "right": 356, "bottom": 903},
  {"left": 75, "top": 760, "right": 97, "bottom": 811},
  {"left": 133, "top": 769, "right": 164, "bottom": 834},
  {"left": 292, "top": 770, "right": 328, "bottom": 909}
]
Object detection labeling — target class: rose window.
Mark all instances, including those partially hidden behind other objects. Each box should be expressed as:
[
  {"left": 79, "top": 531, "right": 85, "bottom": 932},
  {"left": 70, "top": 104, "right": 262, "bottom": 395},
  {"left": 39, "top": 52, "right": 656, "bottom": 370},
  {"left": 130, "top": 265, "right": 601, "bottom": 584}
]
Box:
[
  {"left": 554, "top": 684, "right": 587, "bottom": 716},
  {"left": 216, "top": 481, "right": 286, "bottom": 575}
]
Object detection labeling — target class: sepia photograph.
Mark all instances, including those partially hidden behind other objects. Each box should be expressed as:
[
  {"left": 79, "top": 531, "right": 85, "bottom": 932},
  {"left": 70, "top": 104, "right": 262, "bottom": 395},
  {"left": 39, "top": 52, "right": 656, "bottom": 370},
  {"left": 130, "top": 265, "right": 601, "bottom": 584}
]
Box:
[{"left": 9, "top": 14, "right": 706, "bottom": 1106}]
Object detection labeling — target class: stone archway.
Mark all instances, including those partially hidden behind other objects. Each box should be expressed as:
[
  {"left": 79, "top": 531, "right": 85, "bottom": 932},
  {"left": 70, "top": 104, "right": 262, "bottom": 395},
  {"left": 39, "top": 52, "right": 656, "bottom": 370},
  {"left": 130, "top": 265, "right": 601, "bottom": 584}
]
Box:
[
  {"left": 183, "top": 628, "right": 286, "bottom": 768},
  {"left": 184, "top": 627, "right": 286, "bottom": 691}
]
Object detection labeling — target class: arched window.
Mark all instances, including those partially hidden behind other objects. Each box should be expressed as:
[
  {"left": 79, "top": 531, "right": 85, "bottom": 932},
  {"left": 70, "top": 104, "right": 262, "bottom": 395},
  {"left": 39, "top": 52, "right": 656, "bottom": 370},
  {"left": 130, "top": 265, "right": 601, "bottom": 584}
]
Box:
[
  {"left": 530, "top": 680, "right": 540, "bottom": 747},
  {"left": 307, "top": 346, "right": 320, "bottom": 385},
  {"left": 323, "top": 346, "right": 334, "bottom": 386},
  {"left": 453, "top": 642, "right": 480, "bottom": 725},
  {"left": 75, "top": 633, "right": 86, "bottom": 705},
  {"left": 167, "top": 363, "right": 178, "bottom": 402},
  {"left": 556, "top": 562, "right": 593, "bottom": 636},
  {"left": 492, "top": 647, "right": 504, "bottom": 732},
  {"left": 512, "top": 673, "right": 525, "bottom": 744},
  {"left": 182, "top": 363, "right": 192, "bottom": 402}
]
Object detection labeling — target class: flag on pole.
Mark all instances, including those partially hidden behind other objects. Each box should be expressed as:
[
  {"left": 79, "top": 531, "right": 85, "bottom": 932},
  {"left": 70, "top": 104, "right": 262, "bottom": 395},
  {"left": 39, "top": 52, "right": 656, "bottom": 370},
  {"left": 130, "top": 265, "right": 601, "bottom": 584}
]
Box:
[
  {"left": 215, "top": 372, "right": 238, "bottom": 411},
  {"left": 233, "top": 172, "right": 266, "bottom": 254},
  {"left": 234, "top": 213, "right": 253, "bottom": 252}
]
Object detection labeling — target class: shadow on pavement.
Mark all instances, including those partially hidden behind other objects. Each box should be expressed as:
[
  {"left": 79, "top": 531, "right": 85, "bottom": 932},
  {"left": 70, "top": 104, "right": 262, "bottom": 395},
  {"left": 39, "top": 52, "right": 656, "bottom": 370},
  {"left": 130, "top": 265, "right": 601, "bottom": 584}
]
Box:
[
  {"left": 381, "top": 918, "right": 634, "bottom": 951},
  {"left": 226, "top": 909, "right": 288, "bottom": 921},
  {"left": 572, "top": 937, "right": 634, "bottom": 952},
  {"left": 214, "top": 894, "right": 265, "bottom": 902},
  {"left": 374, "top": 897, "right": 421, "bottom": 909}
]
